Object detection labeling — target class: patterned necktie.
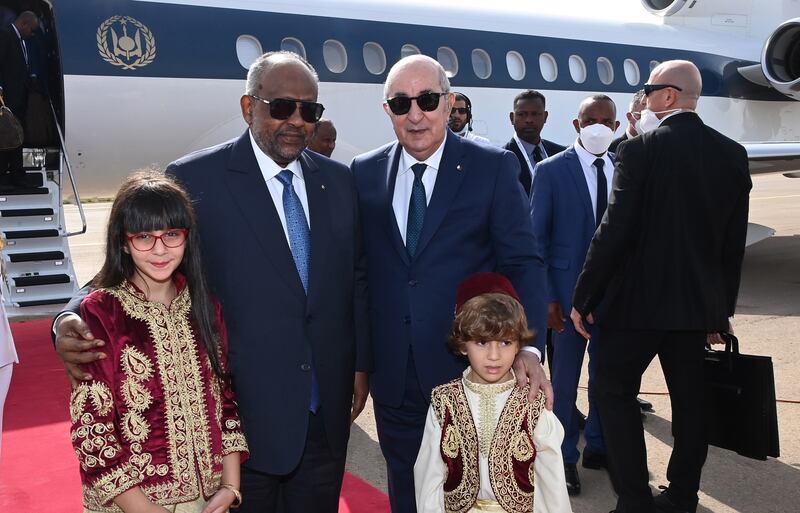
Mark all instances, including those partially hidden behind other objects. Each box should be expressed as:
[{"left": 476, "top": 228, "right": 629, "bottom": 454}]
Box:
[
  {"left": 406, "top": 163, "right": 427, "bottom": 257},
  {"left": 276, "top": 170, "right": 320, "bottom": 412},
  {"left": 594, "top": 158, "right": 607, "bottom": 228},
  {"left": 532, "top": 145, "right": 543, "bottom": 163}
]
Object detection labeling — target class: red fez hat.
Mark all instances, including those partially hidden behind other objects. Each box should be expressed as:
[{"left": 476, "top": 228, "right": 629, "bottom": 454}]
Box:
[{"left": 454, "top": 272, "right": 521, "bottom": 313}]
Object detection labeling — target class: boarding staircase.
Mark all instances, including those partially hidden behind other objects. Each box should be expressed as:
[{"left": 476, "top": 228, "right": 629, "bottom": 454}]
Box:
[{"left": 0, "top": 103, "right": 85, "bottom": 318}]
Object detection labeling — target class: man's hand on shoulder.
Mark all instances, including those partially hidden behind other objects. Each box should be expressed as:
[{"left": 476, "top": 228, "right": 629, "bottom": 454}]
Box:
[
  {"left": 351, "top": 371, "right": 369, "bottom": 423},
  {"left": 54, "top": 314, "right": 106, "bottom": 385},
  {"left": 513, "top": 350, "right": 554, "bottom": 410}
]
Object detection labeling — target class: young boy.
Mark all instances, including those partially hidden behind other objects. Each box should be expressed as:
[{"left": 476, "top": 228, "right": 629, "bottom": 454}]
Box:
[{"left": 414, "top": 272, "right": 572, "bottom": 513}]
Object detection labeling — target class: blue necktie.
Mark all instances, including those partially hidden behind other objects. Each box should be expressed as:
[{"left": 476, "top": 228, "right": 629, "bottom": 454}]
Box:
[
  {"left": 594, "top": 158, "right": 607, "bottom": 228},
  {"left": 276, "top": 170, "right": 320, "bottom": 413},
  {"left": 406, "top": 163, "right": 427, "bottom": 257}
]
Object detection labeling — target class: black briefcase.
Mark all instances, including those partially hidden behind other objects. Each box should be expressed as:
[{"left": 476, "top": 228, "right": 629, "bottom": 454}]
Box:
[{"left": 704, "top": 333, "right": 780, "bottom": 460}]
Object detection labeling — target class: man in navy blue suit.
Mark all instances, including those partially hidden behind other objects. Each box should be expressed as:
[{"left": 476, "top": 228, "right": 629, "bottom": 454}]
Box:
[
  {"left": 351, "top": 55, "right": 550, "bottom": 513},
  {"left": 531, "top": 94, "right": 620, "bottom": 497},
  {"left": 54, "top": 52, "right": 370, "bottom": 513}
]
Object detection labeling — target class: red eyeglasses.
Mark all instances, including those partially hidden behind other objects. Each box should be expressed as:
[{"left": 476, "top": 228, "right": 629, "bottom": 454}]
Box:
[{"left": 126, "top": 229, "right": 188, "bottom": 251}]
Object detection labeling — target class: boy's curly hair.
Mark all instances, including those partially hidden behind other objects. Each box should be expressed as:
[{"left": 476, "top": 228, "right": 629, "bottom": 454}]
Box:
[{"left": 448, "top": 293, "right": 534, "bottom": 355}]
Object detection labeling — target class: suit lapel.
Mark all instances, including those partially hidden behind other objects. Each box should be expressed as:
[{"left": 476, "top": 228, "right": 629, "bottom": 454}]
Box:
[
  {"left": 224, "top": 132, "right": 306, "bottom": 302},
  {"left": 379, "top": 144, "right": 410, "bottom": 266},
  {"left": 413, "top": 132, "right": 466, "bottom": 258},
  {"left": 301, "top": 152, "right": 331, "bottom": 305},
  {"left": 565, "top": 146, "right": 595, "bottom": 227}
]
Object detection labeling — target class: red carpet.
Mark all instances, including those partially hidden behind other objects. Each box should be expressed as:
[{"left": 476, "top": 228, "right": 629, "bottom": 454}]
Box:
[{"left": 0, "top": 319, "right": 389, "bottom": 512}]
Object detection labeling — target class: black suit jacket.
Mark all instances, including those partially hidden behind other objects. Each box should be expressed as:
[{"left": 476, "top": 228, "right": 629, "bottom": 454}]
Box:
[
  {"left": 503, "top": 137, "right": 566, "bottom": 195},
  {"left": 572, "top": 112, "right": 751, "bottom": 331},
  {"left": 608, "top": 132, "right": 629, "bottom": 154},
  {"left": 0, "top": 25, "right": 30, "bottom": 116},
  {"left": 61, "top": 132, "right": 370, "bottom": 475}
]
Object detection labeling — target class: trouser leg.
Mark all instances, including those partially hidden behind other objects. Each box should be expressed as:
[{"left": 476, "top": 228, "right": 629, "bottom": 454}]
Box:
[
  {"left": 373, "top": 353, "right": 429, "bottom": 513},
  {"left": 551, "top": 328, "right": 587, "bottom": 464}
]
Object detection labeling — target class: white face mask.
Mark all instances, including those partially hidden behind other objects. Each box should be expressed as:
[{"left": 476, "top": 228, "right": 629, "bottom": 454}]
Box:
[
  {"left": 634, "top": 108, "right": 681, "bottom": 135},
  {"left": 579, "top": 123, "right": 614, "bottom": 155}
]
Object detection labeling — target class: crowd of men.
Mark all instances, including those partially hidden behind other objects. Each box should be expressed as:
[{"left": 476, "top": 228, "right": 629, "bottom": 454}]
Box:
[{"left": 53, "top": 50, "right": 750, "bottom": 513}]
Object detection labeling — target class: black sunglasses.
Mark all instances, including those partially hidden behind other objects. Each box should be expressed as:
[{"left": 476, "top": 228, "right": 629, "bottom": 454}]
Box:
[
  {"left": 386, "top": 92, "right": 448, "bottom": 115},
  {"left": 642, "top": 83, "right": 683, "bottom": 96},
  {"left": 249, "top": 95, "right": 325, "bottom": 123},
  {"left": 450, "top": 107, "right": 469, "bottom": 115}
]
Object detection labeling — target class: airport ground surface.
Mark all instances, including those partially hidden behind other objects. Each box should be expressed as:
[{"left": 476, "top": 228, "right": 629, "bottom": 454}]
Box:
[{"left": 60, "top": 173, "right": 800, "bottom": 512}]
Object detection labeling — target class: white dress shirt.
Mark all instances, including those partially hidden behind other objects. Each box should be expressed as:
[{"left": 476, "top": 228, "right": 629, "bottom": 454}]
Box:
[
  {"left": 573, "top": 138, "right": 614, "bottom": 223},
  {"left": 391, "top": 139, "right": 446, "bottom": 243},
  {"left": 249, "top": 131, "right": 310, "bottom": 244}
]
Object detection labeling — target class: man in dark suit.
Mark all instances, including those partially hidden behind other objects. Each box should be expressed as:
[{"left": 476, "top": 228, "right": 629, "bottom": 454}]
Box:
[
  {"left": 531, "top": 94, "right": 619, "bottom": 496},
  {"left": 503, "top": 90, "right": 566, "bottom": 197},
  {"left": 54, "top": 51, "right": 370, "bottom": 513},
  {"left": 609, "top": 89, "right": 646, "bottom": 153},
  {"left": 570, "top": 60, "right": 751, "bottom": 513},
  {"left": 0, "top": 11, "right": 38, "bottom": 188},
  {"left": 351, "top": 55, "right": 550, "bottom": 513}
]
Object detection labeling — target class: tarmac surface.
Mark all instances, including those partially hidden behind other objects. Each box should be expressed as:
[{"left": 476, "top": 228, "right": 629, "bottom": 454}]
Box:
[{"left": 60, "top": 172, "right": 800, "bottom": 513}]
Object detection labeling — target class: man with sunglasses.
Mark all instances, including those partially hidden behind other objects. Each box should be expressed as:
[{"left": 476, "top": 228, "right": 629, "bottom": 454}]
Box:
[
  {"left": 52, "top": 51, "right": 370, "bottom": 513},
  {"left": 351, "top": 54, "right": 549, "bottom": 513},
  {"left": 448, "top": 92, "right": 490, "bottom": 144},
  {"left": 571, "top": 60, "right": 751, "bottom": 513},
  {"left": 609, "top": 89, "right": 647, "bottom": 153}
]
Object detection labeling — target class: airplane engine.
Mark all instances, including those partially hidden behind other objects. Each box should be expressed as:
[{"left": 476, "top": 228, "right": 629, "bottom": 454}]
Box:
[
  {"left": 761, "top": 17, "right": 800, "bottom": 100},
  {"left": 640, "top": 0, "right": 689, "bottom": 17}
]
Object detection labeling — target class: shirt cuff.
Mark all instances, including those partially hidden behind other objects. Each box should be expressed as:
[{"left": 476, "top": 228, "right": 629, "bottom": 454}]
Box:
[
  {"left": 521, "top": 345, "right": 542, "bottom": 361},
  {"left": 52, "top": 311, "right": 79, "bottom": 337}
]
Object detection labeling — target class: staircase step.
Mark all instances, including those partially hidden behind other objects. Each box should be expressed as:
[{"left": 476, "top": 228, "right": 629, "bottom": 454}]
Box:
[
  {"left": 13, "top": 274, "right": 71, "bottom": 287},
  {"left": 0, "top": 186, "right": 48, "bottom": 196},
  {"left": 3, "top": 229, "right": 60, "bottom": 239},
  {"left": 15, "top": 297, "right": 72, "bottom": 308},
  {"left": 1, "top": 208, "right": 54, "bottom": 217},
  {"left": 8, "top": 251, "right": 65, "bottom": 263}
]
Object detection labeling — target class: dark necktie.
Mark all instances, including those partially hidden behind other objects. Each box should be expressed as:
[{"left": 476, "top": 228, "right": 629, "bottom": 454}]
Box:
[
  {"left": 276, "top": 170, "right": 320, "bottom": 412},
  {"left": 594, "top": 158, "right": 607, "bottom": 228},
  {"left": 406, "top": 163, "right": 427, "bottom": 257},
  {"left": 533, "top": 145, "right": 543, "bottom": 163}
]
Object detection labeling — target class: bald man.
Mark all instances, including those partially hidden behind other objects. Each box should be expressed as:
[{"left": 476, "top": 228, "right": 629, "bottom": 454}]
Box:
[
  {"left": 308, "top": 118, "right": 337, "bottom": 157},
  {"left": 570, "top": 60, "right": 751, "bottom": 513}
]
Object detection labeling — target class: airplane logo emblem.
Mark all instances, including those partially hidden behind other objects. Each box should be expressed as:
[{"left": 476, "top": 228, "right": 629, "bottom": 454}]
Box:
[{"left": 96, "top": 16, "right": 156, "bottom": 70}]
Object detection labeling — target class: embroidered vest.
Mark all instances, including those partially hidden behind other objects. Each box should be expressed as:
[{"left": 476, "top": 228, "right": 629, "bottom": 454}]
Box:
[{"left": 431, "top": 379, "right": 545, "bottom": 513}]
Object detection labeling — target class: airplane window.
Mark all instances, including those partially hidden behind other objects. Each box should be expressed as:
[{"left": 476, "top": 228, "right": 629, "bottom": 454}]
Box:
[
  {"left": 597, "top": 57, "right": 614, "bottom": 85},
  {"left": 324, "top": 39, "right": 348, "bottom": 73},
  {"left": 236, "top": 35, "right": 263, "bottom": 70},
  {"left": 363, "top": 42, "right": 387, "bottom": 75},
  {"left": 650, "top": 60, "right": 660, "bottom": 72},
  {"left": 438, "top": 46, "right": 459, "bottom": 77},
  {"left": 471, "top": 49, "right": 492, "bottom": 79},
  {"left": 568, "top": 55, "right": 587, "bottom": 84},
  {"left": 401, "top": 44, "right": 420, "bottom": 58},
  {"left": 539, "top": 53, "right": 558, "bottom": 82},
  {"left": 624, "top": 59, "right": 640, "bottom": 85},
  {"left": 506, "top": 51, "right": 526, "bottom": 81},
  {"left": 281, "top": 37, "right": 307, "bottom": 60}
]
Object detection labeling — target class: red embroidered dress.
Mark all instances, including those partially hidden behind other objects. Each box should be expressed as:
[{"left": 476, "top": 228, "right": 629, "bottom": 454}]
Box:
[{"left": 70, "top": 276, "right": 248, "bottom": 512}]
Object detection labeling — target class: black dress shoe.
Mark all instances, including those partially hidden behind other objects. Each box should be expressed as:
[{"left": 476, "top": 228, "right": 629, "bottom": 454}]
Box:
[
  {"left": 582, "top": 449, "right": 608, "bottom": 470},
  {"left": 564, "top": 463, "right": 581, "bottom": 496},
  {"left": 654, "top": 487, "right": 691, "bottom": 513},
  {"left": 637, "top": 396, "right": 654, "bottom": 412},
  {"left": 575, "top": 408, "right": 587, "bottom": 431}
]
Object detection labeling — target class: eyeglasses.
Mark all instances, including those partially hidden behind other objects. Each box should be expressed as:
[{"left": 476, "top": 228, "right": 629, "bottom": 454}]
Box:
[
  {"left": 249, "top": 95, "right": 325, "bottom": 123},
  {"left": 126, "top": 229, "right": 189, "bottom": 252},
  {"left": 642, "top": 83, "right": 683, "bottom": 96},
  {"left": 450, "top": 107, "right": 469, "bottom": 115},
  {"left": 386, "top": 92, "right": 448, "bottom": 115}
]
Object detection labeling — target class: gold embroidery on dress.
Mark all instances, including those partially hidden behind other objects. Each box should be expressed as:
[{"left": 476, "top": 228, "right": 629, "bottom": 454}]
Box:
[
  {"left": 121, "top": 346, "right": 154, "bottom": 381},
  {"left": 108, "top": 282, "right": 215, "bottom": 501},
  {"left": 488, "top": 387, "right": 545, "bottom": 513},
  {"left": 462, "top": 374, "right": 515, "bottom": 456},
  {"left": 118, "top": 344, "right": 153, "bottom": 444},
  {"left": 442, "top": 424, "right": 461, "bottom": 459},
  {"left": 432, "top": 381, "right": 480, "bottom": 513},
  {"left": 71, "top": 415, "right": 119, "bottom": 470}
]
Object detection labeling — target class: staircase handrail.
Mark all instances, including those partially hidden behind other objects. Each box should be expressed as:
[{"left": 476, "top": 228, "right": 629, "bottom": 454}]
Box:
[{"left": 49, "top": 99, "right": 86, "bottom": 236}]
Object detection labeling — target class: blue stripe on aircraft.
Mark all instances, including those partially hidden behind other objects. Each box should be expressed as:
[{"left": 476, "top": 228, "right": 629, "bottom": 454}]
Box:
[{"left": 54, "top": 0, "right": 785, "bottom": 101}]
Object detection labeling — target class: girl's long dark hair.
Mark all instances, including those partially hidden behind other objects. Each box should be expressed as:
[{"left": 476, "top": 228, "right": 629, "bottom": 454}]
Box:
[{"left": 93, "top": 171, "right": 224, "bottom": 377}]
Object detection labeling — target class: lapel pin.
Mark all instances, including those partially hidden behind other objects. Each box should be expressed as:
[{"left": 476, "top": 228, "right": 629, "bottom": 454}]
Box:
[
  {"left": 321, "top": 184, "right": 326, "bottom": 190},
  {"left": 456, "top": 164, "right": 462, "bottom": 171}
]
